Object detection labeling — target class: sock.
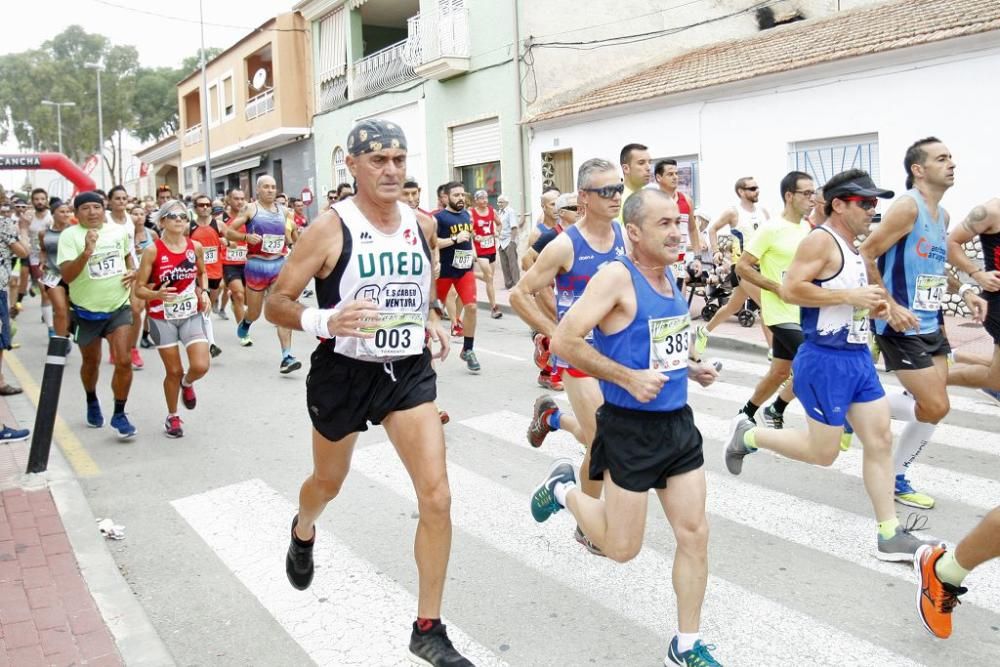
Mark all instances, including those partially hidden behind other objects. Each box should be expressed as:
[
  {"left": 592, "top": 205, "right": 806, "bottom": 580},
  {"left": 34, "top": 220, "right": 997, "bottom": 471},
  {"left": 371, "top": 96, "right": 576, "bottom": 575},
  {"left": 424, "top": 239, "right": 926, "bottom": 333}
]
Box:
[
  {"left": 281, "top": 347, "right": 292, "bottom": 359},
  {"left": 877, "top": 517, "right": 900, "bottom": 540},
  {"left": 113, "top": 399, "right": 126, "bottom": 416},
  {"left": 772, "top": 396, "right": 789, "bottom": 415},
  {"left": 41, "top": 305, "right": 53, "bottom": 328},
  {"left": 202, "top": 314, "right": 216, "bottom": 345},
  {"left": 743, "top": 428, "right": 758, "bottom": 451},
  {"left": 544, "top": 409, "right": 561, "bottom": 430},
  {"left": 463, "top": 336, "right": 474, "bottom": 352},
  {"left": 934, "top": 550, "right": 970, "bottom": 587},
  {"left": 241, "top": 319, "right": 252, "bottom": 331},
  {"left": 887, "top": 391, "right": 916, "bottom": 422},
  {"left": 742, "top": 401, "right": 760, "bottom": 419},
  {"left": 415, "top": 618, "right": 441, "bottom": 634},
  {"left": 553, "top": 480, "right": 575, "bottom": 507},
  {"left": 675, "top": 632, "right": 701, "bottom": 654},
  {"left": 181, "top": 377, "right": 192, "bottom": 388},
  {"left": 894, "top": 420, "right": 937, "bottom": 476},
  {"left": 16, "top": 293, "right": 24, "bottom": 304},
  {"left": 86, "top": 391, "right": 98, "bottom": 404}
]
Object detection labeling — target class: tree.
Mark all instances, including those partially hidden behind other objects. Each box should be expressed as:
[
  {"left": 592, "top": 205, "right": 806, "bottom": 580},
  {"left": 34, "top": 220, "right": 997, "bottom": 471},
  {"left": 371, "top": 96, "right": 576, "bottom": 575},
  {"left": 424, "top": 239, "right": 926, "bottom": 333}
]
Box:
[{"left": 133, "top": 48, "right": 222, "bottom": 144}]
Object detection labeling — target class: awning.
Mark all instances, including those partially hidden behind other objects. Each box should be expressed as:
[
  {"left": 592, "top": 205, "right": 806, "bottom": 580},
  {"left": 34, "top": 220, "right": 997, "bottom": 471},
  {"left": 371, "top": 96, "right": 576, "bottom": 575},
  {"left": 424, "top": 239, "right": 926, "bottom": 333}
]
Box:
[{"left": 211, "top": 156, "right": 262, "bottom": 179}]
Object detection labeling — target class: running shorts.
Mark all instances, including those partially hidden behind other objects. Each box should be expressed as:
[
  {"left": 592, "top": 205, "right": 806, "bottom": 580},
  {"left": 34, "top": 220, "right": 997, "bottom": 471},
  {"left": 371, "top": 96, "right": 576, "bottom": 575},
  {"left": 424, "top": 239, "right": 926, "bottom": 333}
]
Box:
[
  {"left": 589, "top": 403, "right": 704, "bottom": 492},
  {"left": 984, "top": 299, "right": 1000, "bottom": 346},
  {"left": 71, "top": 303, "right": 132, "bottom": 349},
  {"left": 223, "top": 264, "right": 245, "bottom": 285},
  {"left": 208, "top": 278, "right": 222, "bottom": 290},
  {"left": 148, "top": 314, "right": 208, "bottom": 349},
  {"left": 478, "top": 253, "right": 496, "bottom": 264},
  {"left": 875, "top": 330, "right": 951, "bottom": 372},
  {"left": 306, "top": 344, "right": 437, "bottom": 443},
  {"left": 769, "top": 324, "right": 805, "bottom": 361},
  {"left": 435, "top": 270, "right": 476, "bottom": 305},
  {"left": 245, "top": 256, "right": 285, "bottom": 292},
  {"left": 793, "top": 342, "right": 884, "bottom": 427}
]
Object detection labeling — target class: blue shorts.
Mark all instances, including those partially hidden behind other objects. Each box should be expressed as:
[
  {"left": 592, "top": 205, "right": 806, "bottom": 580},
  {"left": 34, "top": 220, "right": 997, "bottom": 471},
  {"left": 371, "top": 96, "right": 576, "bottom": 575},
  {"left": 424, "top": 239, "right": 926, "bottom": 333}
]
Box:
[
  {"left": 0, "top": 291, "right": 10, "bottom": 351},
  {"left": 793, "top": 342, "right": 884, "bottom": 427},
  {"left": 244, "top": 256, "right": 285, "bottom": 292}
]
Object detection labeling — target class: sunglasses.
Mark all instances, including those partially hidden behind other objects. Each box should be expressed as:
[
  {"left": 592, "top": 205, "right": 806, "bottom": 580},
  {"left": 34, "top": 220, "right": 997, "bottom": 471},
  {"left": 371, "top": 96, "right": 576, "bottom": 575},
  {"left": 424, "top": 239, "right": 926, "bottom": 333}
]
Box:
[
  {"left": 161, "top": 212, "right": 187, "bottom": 221},
  {"left": 196, "top": 202, "right": 212, "bottom": 208},
  {"left": 582, "top": 183, "right": 624, "bottom": 199},
  {"left": 560, "top": 206, "right": 578, "bottom": 212},
  {"left": 794, "top": 190, "right": 816, "bottom": 197},
  {"left": 741, "top": 186, "right": 759, "bottom": 192},
  {"left": 842, "top": 196, "right": 879, "bottom": 211}
]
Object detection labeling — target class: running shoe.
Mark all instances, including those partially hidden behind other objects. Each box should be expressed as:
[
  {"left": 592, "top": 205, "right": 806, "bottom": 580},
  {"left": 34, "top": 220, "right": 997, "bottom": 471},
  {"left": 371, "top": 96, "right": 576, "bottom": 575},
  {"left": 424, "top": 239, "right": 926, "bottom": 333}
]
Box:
[
  {"left": 723, "top": 415, "right": 756, "bottom": 475},
  {"left": 239, "top": 336, "right": 254, "bottom": 347},
  {"left": 109, "top": 413, "right": 137, "bottom": 440},
  {"left": 451, "top": 321, "right": 464, "bottom": 338},
  {"left": 978, "top": 387, "right": 1000, "bottom": 406},
  {"left": 86, "top": 400, "right": 104, "bottom": 428},
  {"left": 532, "top": 333, "right": 551, "bottom": 370},
  {"left": 0, "top": 425, "right": 30, "bottom": 443},
  {"left": 408, "top": 622, "right": 474, "bottom": 667},
  {"left": 280, "top": 355, "right": 302, "bottom": 374},
  {"left": 217, "top": 308, "right": 230, "bottom": 321},
  {"left": 537, "top": 371, "right": 564, "bottom": 392},
  {"left": 693, "top": 325, "right": 709, "bottom": 358},
  {"left": 285, "top": 515, "right": 315, "bottom": 590},
  {"left": 914, "top": 544, "right": 966, "bottom": 639},
  {"left": 163, "top": 415, "right": 184, "bottom": 438},
  {"left": 47, "top": 327, "right": 55, "bottom": 338},
  {"left": 665, "top": 638, "right": 723, "bottom": 666},
  {"left": 236, "top": 320, "right": 251, "bottom": 340},
  {"left": 530, "top": 458, "right": 576, "bottom": 523},
  {"left": 130, "top": 347, "right": 144, "bottom": 370},
  {"left": 459, "top": 350, "right": 481, "bottom": 373},
  {"left": 840, "top": 421, "right": 854, "bottom": 452},
  {"left": 895, "top": 474, "right": 935, "bottom": 509},
  {"left": 491, "top": 306, "right": 502, "bottom": 319},
  {"left": 877, "top": 514, "right": 936, "bottom": 562},
  {"left": 527, "top": 395, "right": 558, "bottom": 448},
  {"left": 574, "top": 526, "right": 606, "bottom": 558},
  {"left": 761, "top": 405, "right": 783, "bottom": 430},
  {"left": 181, "top": 383, "right": 197, "bottom": 410},
  {"left": 140, "top": 332, "right": 154, "bottom": 349},
  {"left": 438, "top": 410, "right": 450, "bottom": 425},
  {"left": 210, "top": 344, "right": 222, "bottom": 358},
  {"left": 301, "top": 288, "right": 313, "bottom": 298}
]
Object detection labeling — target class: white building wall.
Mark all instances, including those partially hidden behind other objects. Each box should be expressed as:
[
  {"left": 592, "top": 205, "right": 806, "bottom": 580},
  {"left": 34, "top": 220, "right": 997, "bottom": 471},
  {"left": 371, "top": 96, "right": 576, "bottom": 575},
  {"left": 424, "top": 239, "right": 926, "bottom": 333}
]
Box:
[{"left": 529, "top": 42, "right": 1000, "bottom": 225}]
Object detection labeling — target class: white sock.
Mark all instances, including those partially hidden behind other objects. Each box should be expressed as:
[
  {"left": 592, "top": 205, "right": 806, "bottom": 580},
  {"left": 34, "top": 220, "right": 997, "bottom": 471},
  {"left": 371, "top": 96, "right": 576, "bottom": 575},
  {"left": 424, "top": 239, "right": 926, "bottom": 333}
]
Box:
[
  {"left": 202, "top": 313, "right": 216, "bottom": 346},
  {"left": 553, "top": 480, "right": 575, "bottom": 507},
  {"left": 887, "top": 391, "right": 916, "bottom": 422},
  {"left": 676, "top": 632, "right": 701, "bottom": 653},
  {"left": 894, "top": 420, "right": 937, "bottom": 476},
  {"left": 181, "top": 377, "right": 192, "bottom": 388},
  {"left": 41, "top": 305, "right": 53, "bottom": 328}
]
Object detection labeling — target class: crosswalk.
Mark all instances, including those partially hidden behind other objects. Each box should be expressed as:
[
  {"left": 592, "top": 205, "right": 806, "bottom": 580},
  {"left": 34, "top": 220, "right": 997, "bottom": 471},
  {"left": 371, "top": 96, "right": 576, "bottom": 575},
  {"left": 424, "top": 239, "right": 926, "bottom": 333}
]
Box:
[{"left": 169, "top": 352, "right": 1000, "bottom": 666}]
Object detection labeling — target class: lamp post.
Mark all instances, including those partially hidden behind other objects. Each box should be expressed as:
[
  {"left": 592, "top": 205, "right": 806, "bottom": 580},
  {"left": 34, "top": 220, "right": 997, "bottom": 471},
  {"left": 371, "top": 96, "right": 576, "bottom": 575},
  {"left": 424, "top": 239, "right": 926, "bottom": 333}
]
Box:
[
  {"left": 40, "top": 100, "right": 76, "bottom": 155},
  {"left": 199, "top": 0, "right": 213, "bottom": 194},
  {"left": 84, "top": 62, "right": 106, "bottom": 189}
]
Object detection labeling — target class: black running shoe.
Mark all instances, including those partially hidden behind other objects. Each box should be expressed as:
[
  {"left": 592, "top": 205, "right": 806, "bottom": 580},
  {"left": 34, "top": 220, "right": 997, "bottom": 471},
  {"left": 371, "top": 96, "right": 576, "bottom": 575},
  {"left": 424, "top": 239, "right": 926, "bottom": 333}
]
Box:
[
  {"left": 408, "top": 623, "right": 473, "bottom": 666},
  {"left": 285, "top": 515, "right": 315, "bottom": 590}
]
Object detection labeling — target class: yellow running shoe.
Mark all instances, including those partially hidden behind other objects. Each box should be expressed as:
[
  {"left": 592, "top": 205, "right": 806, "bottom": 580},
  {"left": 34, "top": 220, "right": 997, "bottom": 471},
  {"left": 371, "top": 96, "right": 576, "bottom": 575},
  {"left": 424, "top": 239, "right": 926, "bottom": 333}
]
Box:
[
  {"left": 839, "top": 432, "right": 853, "bottom": 452},
  {"left": 895, "top": 474, "right": 935, "bottom": 509},
  {"left": 694, "top": 325, "right": 709, "bottom": 358}
]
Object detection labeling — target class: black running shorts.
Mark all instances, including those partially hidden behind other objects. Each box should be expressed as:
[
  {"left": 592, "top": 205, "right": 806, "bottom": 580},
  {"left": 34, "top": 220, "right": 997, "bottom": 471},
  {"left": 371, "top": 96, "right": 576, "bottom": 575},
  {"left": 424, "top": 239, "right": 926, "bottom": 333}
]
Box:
[
  {"left": 589, "top": 403, "right": 704, "bottom": 493},
  {"left": 223, "top": 264, "right": 245, "bottom": 285},
  {"left": 306, "top": 344, "right": 437, "bottom": 443},
  {"left": 876, "top": 329, "right": 951, "bottom": 371},
  {"left": 985, "top": 298, "right": 1000, "bottom": 346},
  {"left": 768, "top": 323, "right": 804, "bottom": 361}
]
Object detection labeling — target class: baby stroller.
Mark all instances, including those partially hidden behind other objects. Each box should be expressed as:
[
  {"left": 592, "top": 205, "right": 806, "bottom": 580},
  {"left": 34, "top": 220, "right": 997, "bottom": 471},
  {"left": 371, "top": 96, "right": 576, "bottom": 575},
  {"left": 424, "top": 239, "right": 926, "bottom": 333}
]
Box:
[{"left": 697, "top": 266, "right": 758, "bottom": 327}]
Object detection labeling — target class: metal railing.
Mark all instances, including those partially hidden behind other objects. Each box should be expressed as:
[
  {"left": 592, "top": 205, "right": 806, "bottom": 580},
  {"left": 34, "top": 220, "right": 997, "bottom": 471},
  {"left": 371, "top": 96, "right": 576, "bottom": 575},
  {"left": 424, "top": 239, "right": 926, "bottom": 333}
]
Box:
[
  {"left": 245, "top": 89, "right": 276, "bottom": 121},
  {"left": 352, "top": 41, "right": 416, "bottom": 99},
  {"left": 405, "top": 1, "right": 470, "bottom": 66},
  {"left": 318, "top": 73, "right": 349, "bottom": 113},
  {"left": 183, "top": 123, "right": 202, "bottom": 146}
]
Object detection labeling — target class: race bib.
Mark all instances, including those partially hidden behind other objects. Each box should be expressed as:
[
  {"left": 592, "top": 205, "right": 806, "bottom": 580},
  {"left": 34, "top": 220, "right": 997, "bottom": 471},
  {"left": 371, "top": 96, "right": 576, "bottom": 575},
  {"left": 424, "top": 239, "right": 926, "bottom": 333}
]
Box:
[
  {"left": 203, "top": 246, "right": 218, "bottom": 264},
  {"left": 164, "top": 290, "right": 198, "bottom": 321},
  {"left": 478, "top": 236, "right": 495, "bottom": 249},
  {"left": 913, "top": 274, "right": 946, "bottom": 311},
  {"left": 648, "top": 314, "right": 691, "bottom": 372},
  {"left": 848, "top": 308, "right": 870, "bottom": 345},
  {"left": 672, "top": 262, "right": 686, "bottom": 280},
  {"left": 359, "top": 312, "right": 425, "bottom": 357},
  {"left": 87, "top": 252, "right": 124, "bottom": 280},
  {"left": 452, "top": 249, "right": 474, "bottom": 270},
  {"left": 225, "top": 245, "right": 247, "bottom": 262},
  {"left": 261, "top": 234, "right": 285, "bottom": 254},
  {"left": 41, "top": 269, "right": 61, "bottom": 288}
]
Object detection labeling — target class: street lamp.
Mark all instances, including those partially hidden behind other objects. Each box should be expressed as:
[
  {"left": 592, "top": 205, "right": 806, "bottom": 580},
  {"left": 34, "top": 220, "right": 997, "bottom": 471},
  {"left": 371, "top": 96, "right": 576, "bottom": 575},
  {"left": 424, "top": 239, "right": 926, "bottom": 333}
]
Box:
[
  {"left": 40, "top": 100, "right": 76, "bottom": 155},
  {"left": 84, "top": 61, "right": 105, "bottom": 189}
]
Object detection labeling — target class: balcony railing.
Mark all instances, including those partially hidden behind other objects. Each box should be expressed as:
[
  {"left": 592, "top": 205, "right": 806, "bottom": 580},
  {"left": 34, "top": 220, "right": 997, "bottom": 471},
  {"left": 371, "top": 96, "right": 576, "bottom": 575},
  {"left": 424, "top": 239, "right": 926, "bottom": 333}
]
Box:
[
  {"left": 183, "top": 123, "right": 202, "bottom": 146},
  {"left": 245, "top": 89, "right": 275, "bottom": 121},
  {"left": 405, "top": 1, "right": 470, "bottom": 68},
  {"left": 318, "top": 73, "right": 349, "bottom": 113},
  {"left": 352, "top": 41, "right": 417, "bottom": 100}
]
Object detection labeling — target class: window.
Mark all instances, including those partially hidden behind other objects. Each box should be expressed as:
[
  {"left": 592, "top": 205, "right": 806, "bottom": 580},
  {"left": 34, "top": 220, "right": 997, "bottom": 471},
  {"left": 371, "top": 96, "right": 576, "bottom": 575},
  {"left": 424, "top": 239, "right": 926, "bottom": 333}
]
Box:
[
  {"left": 458, "top": 161, "right": 502, "bottom": 208},
  {"left": 541, "top": 150, "right": 573, "bottom": 193},
  {"left": 207, "top": 83, "right": 219, "bottom": 125},
  {"left": 333, "top": 147, "right": 348, "bottom": 187},
  {"left": 273, "top": 159, "right": 284, "bottom": 194},
  {"left": 788, "top": 133, "right": 879, "bottom": 185},
  {"left": 221, "top": 74, "right": 234, "bottom": 118}
]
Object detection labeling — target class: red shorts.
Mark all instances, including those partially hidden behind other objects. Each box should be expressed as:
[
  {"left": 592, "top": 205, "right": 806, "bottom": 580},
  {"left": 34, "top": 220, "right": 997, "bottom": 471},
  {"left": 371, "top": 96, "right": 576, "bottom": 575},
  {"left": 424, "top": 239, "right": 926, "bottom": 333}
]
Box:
[
  {"left": 436, "top": 271, "right": 476, "bottom": 304},
  {"left": 564, "top": 367, "right": 590, "bottom": 379}
]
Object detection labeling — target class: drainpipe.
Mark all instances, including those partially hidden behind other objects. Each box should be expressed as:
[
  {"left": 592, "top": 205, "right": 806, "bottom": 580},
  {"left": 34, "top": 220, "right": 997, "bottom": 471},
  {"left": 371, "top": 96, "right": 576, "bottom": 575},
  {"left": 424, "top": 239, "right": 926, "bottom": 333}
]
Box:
[{"left": 511, "top": 0, "right": 529, "bottom": 226}]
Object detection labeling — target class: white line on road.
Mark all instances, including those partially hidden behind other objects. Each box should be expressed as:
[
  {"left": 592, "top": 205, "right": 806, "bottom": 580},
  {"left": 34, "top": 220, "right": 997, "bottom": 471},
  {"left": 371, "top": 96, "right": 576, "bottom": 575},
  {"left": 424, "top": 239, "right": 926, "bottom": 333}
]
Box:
[
  {"left": 471, "top": 346, "right": 527, "bottom": 361},
  {"left": 171, "top": 479, "right": 505, "bottom": 667}
]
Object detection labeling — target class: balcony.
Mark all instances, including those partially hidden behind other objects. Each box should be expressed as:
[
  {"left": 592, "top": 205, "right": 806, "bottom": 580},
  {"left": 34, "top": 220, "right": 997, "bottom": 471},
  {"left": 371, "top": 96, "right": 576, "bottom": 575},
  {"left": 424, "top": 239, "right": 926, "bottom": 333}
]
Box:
[
  {"left": 183, "top": 123, "right": 202, "bottom": 146},
  {"left": 318, "top": 74, "right": 349, "bottom": 113},
  {"left": 352, "top": 41, "right": 417, "bottom": 99},
  {"left": 405, "top": 1, "right": 470, "bottom": 81},
  {"left": 245, "top": 89, "right": 275, "bottom": 121}
]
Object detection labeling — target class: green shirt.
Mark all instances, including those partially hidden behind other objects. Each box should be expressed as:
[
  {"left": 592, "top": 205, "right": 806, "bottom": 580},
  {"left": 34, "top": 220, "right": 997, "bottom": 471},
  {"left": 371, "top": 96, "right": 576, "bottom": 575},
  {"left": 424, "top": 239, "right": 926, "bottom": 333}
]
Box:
[
  {"left": 57, "top": 223, "right": 131, "bottom": 313},
  {"left": 745, "top": 216, "right": 811, "bottom": 326}
]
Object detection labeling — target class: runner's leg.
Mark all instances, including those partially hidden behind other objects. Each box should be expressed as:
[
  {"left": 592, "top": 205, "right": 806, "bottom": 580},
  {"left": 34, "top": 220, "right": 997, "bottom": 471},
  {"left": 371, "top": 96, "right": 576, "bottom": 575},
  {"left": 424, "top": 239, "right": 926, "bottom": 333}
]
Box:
[{"left": 656, "top": 468, "right": 709, "bottom": 633}]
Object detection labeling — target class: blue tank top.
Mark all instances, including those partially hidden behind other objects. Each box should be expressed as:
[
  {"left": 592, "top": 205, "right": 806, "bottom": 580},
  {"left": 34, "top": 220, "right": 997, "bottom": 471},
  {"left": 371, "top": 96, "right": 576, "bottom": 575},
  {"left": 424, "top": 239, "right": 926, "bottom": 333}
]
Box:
[
  {"left": 593, "top": 257, "right": 690, "bottom": 411},
  {"left": 247, "top": 203, "right": 287, "bottom": 259},
  {"left": 876, "top": 189, "right": 947, "bottom": 336},
  {"left": 554, "top": 223, "right": 626, "bottom": 367}
]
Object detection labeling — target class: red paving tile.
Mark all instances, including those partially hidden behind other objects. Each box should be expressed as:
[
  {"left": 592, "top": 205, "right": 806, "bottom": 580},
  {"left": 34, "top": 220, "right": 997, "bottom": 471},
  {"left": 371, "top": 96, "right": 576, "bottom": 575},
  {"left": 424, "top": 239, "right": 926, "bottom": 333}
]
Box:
[
  {"left": 37, "top": 627, "right": 74, "bottom": 657},
  {"left": 75, "top": 629, "right": 118, "bottom": 661},
  {"left": 39, "top": 534, "right": 71, "bottom": 557},
  {"left": 19, "top": 566, "right": 51, "bottom": 590},
  {"left": 5, "top": 643, "right": 46, "bottom": 667},
  {"left": 26, "top": 585, "right": 59, "bottom": 610},
  {"left": 30, "top": 606, "right": 67, "bottom": 632},
  {"left": 34, "top": 517, "right": 63, "bottom": 537},
  {"left": 67, "top": 609, "right": 102, "bottom": 636},
  {"left": 3, "top": 619, "right": 38, "bottom": 650}
]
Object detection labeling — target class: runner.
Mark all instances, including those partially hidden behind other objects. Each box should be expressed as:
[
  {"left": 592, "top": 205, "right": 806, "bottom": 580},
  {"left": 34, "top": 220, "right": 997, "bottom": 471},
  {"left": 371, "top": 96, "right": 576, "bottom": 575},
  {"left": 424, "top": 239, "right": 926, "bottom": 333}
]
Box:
[
  {"left": 133, "top": 200, "right": 212, "bottom": 438},
  {"left": 57, "top": 192, "right": 138, "bottom": 439},
  {"left": 619, "top": 143, "right": 651, "bottom": 212},
  {"left": 131, "top": 202, "right": 158, "bottom": 350},
  {"left": 653, "top": 159, "right": 701, "bottom": 284},
  {"left": 523, "top": 187, "right": 560, "bottom": 266},
  {"left": 724, "top": 169, "right": 936, "bottom": 562},
  {"left": 27, "top": 188, "right": 52, "bottom": 333},
  {"left": 734, "top": 171, "right": 815, "bottom": 426},
  {"left": 859, "top": 137, "right": 986, "bottom": 510},
  {"left": 530, "top": 188, "right": 722, "bottom": 667},
  {"left": 219, "top": 188, "right": 248, "bottom": 337},
  {"left": 511, "top": 157, "right": 627, "bottom": 555},
  {"left": 470, "top": 189, "right": 502, "bottom": 319},
  {"left": 37, "top": 199, "right": 72, "bottom": 339},
  {"left": 265, "top": 119, "right": 471, "bottom": 666},
  {"left": 225, "top": 176, "right": 301, "bottom": 373},
  {"left": 435, "top": 181, "right": 481, "bottom": 373},
  {"left": 189, "top": 193, "right": 224, "bottom": 358},
  {"left": 106, "top": 186, "right": 145, "bottom": 369}
]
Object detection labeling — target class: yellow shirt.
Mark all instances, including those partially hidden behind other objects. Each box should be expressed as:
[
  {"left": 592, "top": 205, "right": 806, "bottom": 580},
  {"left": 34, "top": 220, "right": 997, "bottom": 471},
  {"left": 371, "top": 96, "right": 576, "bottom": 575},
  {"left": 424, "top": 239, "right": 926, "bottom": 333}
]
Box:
[{"left": 746, "top": 216, "right": 811, "bottom": 326}]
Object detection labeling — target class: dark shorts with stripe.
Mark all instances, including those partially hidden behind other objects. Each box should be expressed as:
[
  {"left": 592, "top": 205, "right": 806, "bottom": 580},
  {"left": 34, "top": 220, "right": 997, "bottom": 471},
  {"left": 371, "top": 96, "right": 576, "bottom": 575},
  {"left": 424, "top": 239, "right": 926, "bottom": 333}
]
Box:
[{"left": 876, "top": 330, "right": 951, "bottom": 371}]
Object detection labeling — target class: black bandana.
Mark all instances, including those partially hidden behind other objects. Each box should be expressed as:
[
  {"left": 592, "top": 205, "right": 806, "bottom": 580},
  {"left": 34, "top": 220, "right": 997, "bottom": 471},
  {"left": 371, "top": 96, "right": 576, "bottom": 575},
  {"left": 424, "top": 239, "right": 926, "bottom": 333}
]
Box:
[
  {"left": 73, "top": 191, "right": 104, "bottom": 210},
  {"left": 347, "top": 119, "right": 407, "bottom": 156}
]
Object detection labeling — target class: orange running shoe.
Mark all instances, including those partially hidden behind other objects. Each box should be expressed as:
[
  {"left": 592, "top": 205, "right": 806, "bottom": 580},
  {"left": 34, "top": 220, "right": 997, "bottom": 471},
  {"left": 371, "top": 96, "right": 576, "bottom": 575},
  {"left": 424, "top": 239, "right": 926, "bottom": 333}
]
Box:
[
  {"left": 533, "top": 333, "right": 550, "bottom": 370},
  {"left": 915, "top": 544, "right": 967, "bottom": 639}
]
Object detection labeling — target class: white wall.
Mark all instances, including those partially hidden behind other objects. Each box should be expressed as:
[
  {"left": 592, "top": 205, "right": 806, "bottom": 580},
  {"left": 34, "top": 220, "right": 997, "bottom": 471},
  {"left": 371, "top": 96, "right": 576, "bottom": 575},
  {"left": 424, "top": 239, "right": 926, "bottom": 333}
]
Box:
[{"left": 528, "top": 42, "right": 1000, "bottom": 225}]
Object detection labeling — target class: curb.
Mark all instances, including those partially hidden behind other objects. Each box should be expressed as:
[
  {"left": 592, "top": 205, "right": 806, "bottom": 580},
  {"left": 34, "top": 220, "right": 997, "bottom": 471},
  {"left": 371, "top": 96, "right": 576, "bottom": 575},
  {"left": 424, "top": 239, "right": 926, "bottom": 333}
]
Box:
[{"left": 4, "top": 392, "right": 176, "bottom": 666}]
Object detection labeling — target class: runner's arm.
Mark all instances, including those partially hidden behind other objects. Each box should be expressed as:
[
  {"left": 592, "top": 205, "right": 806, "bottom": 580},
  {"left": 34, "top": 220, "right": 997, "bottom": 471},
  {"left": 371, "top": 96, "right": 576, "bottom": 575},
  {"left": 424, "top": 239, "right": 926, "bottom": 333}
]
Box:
[
  {"left": 132, "top": 245, "right": 161, "bottom": 301},
  {"left": 735, "top": 249, "right": 780, "bottom": 293},
  {"left": 949, "top": 200, "right": 1000, "bottom": 291},
  {"left": 223, "top": 204, "right": 255, "bottom": 242},
  {"left": 783, "top": 232, "right": 887, "bottom": 310},
  {"left": 266, "top": 214, "right": 342, "bottom": 329},
  {"left": 708, "top": 208, "right": 735, "bottom": 254},
  {"left": 509, "top": 233, "right": 572, "bottom": 337},
  {"left": 859, "top": 197, "right": 917, "bottom": 293}
]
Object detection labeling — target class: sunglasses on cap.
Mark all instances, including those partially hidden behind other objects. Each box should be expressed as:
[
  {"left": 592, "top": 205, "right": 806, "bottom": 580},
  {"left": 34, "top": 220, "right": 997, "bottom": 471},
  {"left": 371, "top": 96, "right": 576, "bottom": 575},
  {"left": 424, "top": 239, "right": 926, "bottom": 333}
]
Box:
[
  {"left": 582, "top": 183, "right": 624, "bottom": 199},
  {"left": 842, "top": 196, "right": 879, "bottom": 211}
]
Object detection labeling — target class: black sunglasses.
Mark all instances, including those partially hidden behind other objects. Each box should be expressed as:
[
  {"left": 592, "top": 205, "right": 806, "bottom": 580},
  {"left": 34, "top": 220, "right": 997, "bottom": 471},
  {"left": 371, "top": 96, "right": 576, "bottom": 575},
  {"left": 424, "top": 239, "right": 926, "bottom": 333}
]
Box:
[
  {"left": 561, "top": 206, "right": 578, "bottom": 212},
  {"left": 582, "top": 184, "right": 624, "bottom": 199},
  {"left": 162, "top": 212, "right": 187, "bottom": 221},
  {"left": 741, "top": 186, "right": 759, "bottom": 192}
]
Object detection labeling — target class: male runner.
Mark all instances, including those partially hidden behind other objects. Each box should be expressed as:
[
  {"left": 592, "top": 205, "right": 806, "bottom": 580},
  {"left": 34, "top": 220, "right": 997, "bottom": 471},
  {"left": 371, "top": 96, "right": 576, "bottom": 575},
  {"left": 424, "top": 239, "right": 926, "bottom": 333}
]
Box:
[
  {"left": 531, "top": 188, "right": 722, "bottom": 666},
  {"left": 435, "top": 182, "right": 481, "bottom": 373},
  {"left": 725, "top": 170, "right": 935, "bottom": 561},
  {"left": 470, "top": 190, "right": 502, "bottom": 319},
  {"left": 511, "top": 158, "right": 627, "bottom": 554},
  {"left": 653, "top": 159, "right": 701, "bottom": 282},
  {"left": 860, "top": 137, "right": 986, "bottom": 510},
  {"left": 27, "top": 188, "right": 51, "bottom": 329},
  {"left": 226, "top": 177, "right": 301, "bottom": 373},
  {"left": 734, "top": 171, "right": 815, "bottom": 426},
  {"left": 619, "top": 143, "right": 651, "bottom": 211},
  {"left": 265, "top": 119, "right": 471, "bottom": 666},
  {"left": 107, "top": 186, "right": 144, "bottom": 369},
  {"left": 219, "top": 188, "right": 248, "bottom": 333},
  {"left": 189, "top": 193, "right": 224, "bottom": 358},
  {"left": 523, "top": 187, "right": 560, "bottom": 264}
]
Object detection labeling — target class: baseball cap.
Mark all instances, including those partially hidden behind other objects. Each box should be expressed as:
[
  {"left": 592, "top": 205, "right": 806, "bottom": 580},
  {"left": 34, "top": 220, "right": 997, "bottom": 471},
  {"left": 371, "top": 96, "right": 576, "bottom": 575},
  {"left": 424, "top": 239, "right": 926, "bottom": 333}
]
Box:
[
  {"left": 555, "top": 193, "right": 577, "bottom": 210},
  {"left": 824, "top": 172, "right": 894, "bottom": 200}
]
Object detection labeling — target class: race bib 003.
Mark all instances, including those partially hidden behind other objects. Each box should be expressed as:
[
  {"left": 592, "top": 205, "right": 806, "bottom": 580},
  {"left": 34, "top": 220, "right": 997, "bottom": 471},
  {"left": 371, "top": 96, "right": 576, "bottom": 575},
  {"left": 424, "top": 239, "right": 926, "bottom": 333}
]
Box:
[
  {"left": 452, "top": 249, "right": 474, "bottom": 270},
  {"left": 648, "top": 314, "right": 690, "bottom": 371},
  {"left": 359, "top": 312, "right": 425, "bottom": 357}
]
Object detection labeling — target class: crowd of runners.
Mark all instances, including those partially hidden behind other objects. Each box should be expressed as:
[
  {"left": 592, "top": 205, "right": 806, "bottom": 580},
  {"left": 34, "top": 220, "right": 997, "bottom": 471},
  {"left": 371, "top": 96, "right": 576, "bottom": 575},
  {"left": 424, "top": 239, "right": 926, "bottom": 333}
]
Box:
[{"left": 1, "top": 122, "right": 998, "bottom": 666}]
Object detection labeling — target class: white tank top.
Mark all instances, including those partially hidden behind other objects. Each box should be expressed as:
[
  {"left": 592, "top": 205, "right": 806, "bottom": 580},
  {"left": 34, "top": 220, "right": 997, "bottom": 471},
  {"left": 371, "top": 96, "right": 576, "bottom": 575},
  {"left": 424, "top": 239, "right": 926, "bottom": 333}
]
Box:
[
  {"left": 735, "top": 204, "right": 766, "bottom": 232},
  {"left": 328, "top": 199, "right": 432, "bottom": 362},
  {"left": 801, "top": 226, "right": 870, "bottom": 350}
]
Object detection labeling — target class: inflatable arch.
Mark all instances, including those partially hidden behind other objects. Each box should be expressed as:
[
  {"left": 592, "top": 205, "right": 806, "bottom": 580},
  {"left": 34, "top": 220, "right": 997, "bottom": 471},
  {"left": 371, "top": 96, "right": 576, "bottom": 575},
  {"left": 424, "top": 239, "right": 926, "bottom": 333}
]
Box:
[{"left": 0, "top": 153, "right": 97, "bottom": 194}]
